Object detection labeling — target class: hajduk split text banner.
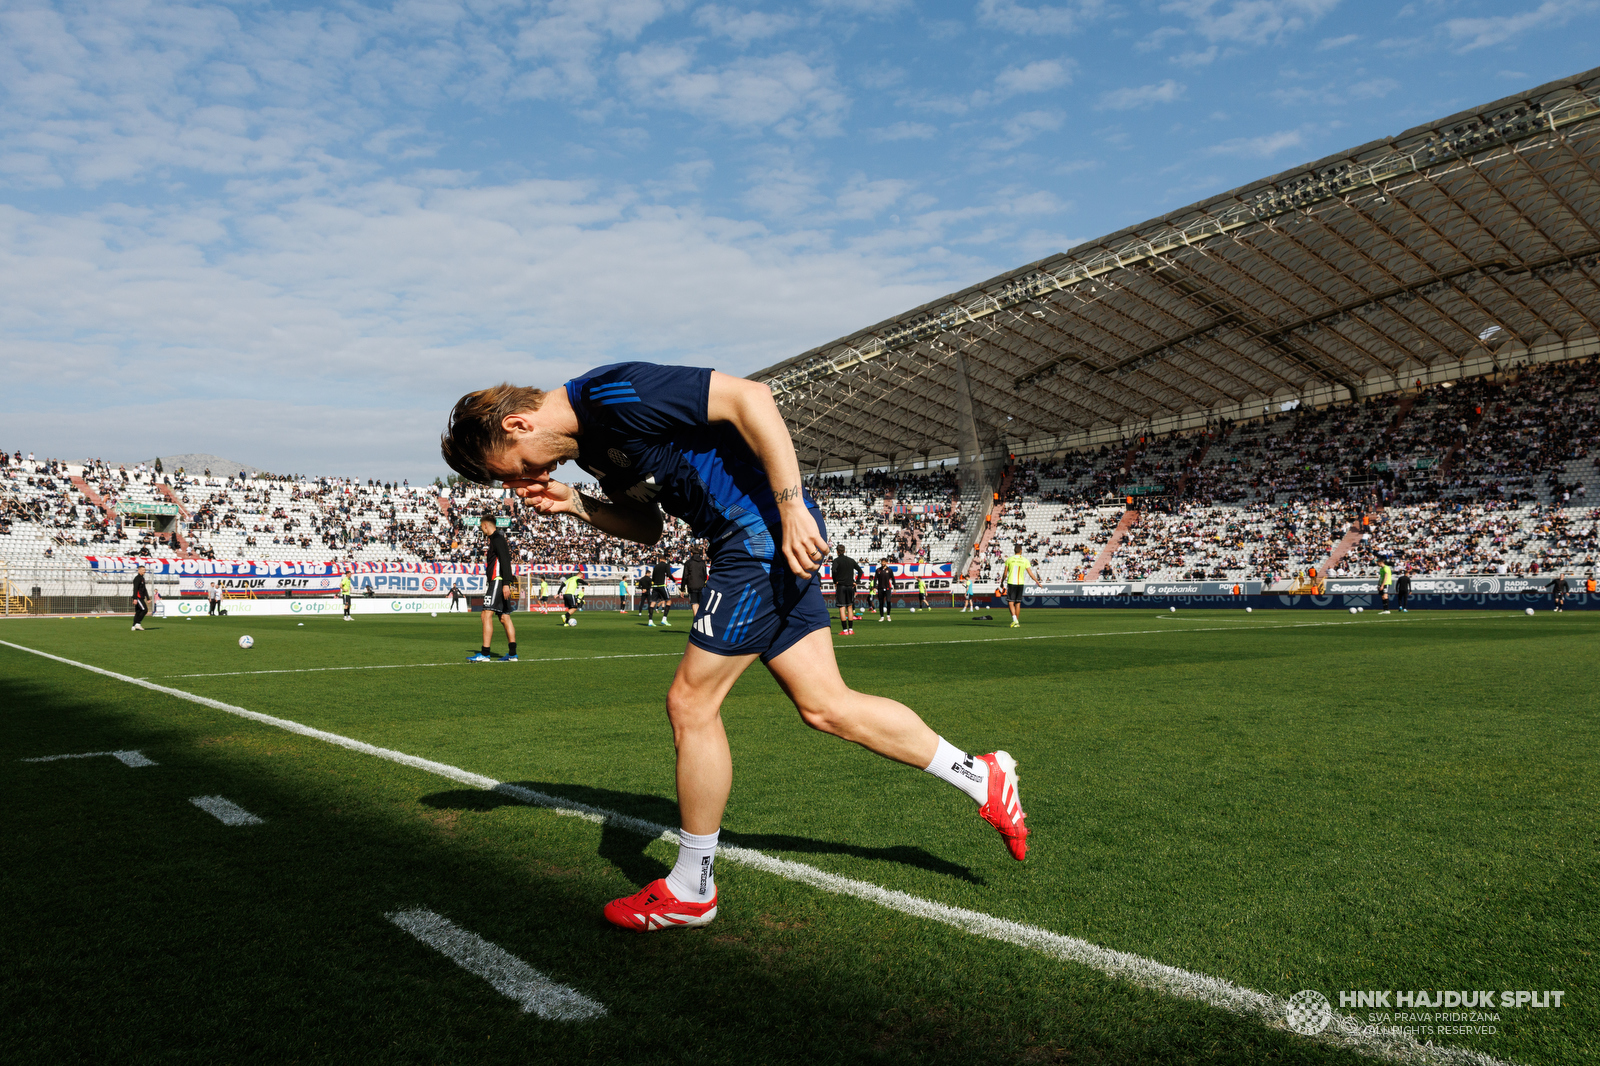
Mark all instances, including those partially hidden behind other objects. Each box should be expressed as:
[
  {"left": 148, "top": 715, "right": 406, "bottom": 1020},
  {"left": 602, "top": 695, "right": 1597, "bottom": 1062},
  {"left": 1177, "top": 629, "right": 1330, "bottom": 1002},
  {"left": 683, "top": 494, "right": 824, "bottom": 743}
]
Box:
[{"left": 86, "top": 557, "right": 655, "bottom": 596}]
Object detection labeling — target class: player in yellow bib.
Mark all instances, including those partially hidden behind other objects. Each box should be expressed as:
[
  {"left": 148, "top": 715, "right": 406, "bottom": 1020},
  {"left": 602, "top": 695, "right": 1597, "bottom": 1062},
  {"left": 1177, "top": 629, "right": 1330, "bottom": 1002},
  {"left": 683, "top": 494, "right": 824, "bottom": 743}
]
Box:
[
  {"left": 340, "top": 574, "right": 353, "bottom": 621},
  {"left": 560, "top": 572, "right": 581, "bottom": 627},
  {"left": 1002, "top": 549, "right": 1040, "bottom": 628}
]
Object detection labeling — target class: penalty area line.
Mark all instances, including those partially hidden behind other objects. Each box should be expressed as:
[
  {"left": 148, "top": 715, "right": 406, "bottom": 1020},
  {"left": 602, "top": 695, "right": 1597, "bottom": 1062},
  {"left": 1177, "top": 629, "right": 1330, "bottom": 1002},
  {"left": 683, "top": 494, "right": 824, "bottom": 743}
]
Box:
[{"left": 0, "top": 637, "right": 1512, "bottom": 1066}]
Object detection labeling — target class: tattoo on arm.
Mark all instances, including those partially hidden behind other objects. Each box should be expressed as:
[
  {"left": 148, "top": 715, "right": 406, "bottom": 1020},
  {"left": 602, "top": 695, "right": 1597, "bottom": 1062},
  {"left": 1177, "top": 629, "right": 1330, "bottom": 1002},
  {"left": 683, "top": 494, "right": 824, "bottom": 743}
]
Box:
[
  {"left": 774, "top": 486, "right": 802, "bottom": 504},
  {"left": 570, "top": 491, "right": 594, "bottom": 521}
]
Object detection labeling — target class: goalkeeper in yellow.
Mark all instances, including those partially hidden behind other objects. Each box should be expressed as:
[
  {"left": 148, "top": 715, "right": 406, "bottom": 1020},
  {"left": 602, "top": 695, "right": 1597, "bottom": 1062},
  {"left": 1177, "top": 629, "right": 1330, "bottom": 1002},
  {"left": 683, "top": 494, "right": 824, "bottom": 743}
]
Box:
[{"left": 1002, "top": 547, "right": 1041, "bottom": 628}]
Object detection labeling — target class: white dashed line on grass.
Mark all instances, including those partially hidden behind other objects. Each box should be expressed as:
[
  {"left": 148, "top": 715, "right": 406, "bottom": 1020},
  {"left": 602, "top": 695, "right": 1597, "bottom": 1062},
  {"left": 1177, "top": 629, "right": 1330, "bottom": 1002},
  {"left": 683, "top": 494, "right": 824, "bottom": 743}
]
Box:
[
  {"left": 21, "top": 749, "right": 157, "bottom": 767},
  {"left": 387, "top": 908, "right": 606, "bottom": 1021},
  {"left": 0, "top": 636, "right": 1513, "bottom": 1066},
  {"left": 189, "top": 795, "right": 265, "bottom": 826}
]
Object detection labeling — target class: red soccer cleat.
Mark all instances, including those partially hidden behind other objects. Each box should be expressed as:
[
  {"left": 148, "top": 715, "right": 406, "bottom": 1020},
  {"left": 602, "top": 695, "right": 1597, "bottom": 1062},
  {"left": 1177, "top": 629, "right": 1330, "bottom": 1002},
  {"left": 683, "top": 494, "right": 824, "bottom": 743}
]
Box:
[
  {"left": 978, "top": 751, "right": 1028, "bottom": 861},
  {"left": 603, "top": 878, "right": 718, "bottom": 931}
]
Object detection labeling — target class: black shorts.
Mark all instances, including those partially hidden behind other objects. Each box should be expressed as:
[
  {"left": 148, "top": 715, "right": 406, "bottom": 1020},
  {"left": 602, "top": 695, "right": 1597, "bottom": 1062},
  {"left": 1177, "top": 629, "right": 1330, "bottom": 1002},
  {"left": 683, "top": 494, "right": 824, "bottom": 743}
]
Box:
[
  {"left": 341, "top": 595, "right": 351, "bottom": 607},
  {"left": 485, "top": 579, "right": 511, "bottom": 615},
  {"left": 562, "top": 594, "right": 577, "bottom": 609},
  {"left": 1008, "top": 583, "right": 1025, "bottom": 604},
  {"left": 835, "top": 585, "right": 854, "bottom": 608},
  {"left": 651, "top": 585, "right": 670, "bottom": 601},
  {"left": 687, "top": 584, "right": 705, "bottom": 606}
]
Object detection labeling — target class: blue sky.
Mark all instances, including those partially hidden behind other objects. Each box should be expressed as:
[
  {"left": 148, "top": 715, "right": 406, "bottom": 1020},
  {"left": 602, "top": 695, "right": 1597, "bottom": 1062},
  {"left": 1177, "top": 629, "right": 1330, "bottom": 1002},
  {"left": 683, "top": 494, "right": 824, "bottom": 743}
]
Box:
[{"left": 2, "top": 0, "right": 1596, "bottom": 483}]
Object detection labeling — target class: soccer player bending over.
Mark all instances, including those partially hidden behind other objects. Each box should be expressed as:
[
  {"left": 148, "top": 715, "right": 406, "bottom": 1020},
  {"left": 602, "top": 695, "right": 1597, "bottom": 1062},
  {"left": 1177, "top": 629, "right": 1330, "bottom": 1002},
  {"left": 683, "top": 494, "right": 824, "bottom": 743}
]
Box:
[{"left": 441, "top": 364, "right": 1028, "bottom": 932}]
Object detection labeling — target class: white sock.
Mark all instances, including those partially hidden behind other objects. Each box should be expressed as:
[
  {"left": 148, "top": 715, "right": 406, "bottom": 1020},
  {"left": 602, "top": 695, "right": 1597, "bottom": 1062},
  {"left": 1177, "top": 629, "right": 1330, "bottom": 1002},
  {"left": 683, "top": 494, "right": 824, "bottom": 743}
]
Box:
[
  {"left": 924, "top": 737, "right": 988, "bottom": 804},
  {"left": 665, "top": 828, "right": 719, "bottom": 903}
]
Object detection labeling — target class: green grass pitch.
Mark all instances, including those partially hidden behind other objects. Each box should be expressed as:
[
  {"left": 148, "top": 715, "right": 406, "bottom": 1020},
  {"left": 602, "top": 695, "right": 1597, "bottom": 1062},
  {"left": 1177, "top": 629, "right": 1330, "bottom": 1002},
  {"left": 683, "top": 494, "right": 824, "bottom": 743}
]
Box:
[{"left": 2, "top": 606, "right": 1595, "bottom": 1065}]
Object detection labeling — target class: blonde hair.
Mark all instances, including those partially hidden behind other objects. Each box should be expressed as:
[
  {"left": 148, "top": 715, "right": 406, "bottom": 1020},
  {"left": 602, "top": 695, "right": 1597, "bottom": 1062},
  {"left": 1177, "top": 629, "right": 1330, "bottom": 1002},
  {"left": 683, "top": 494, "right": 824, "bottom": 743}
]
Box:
[{"left": 440, "top": 383, "right": 546, "bottom": 483}]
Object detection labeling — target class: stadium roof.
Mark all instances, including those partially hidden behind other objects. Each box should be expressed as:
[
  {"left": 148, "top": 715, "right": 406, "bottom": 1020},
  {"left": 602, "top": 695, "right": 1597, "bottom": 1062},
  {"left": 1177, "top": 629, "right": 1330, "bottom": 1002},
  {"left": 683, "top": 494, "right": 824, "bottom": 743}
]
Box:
[{"left": 755, "top": 67, "right": 1600, "bottom": 472}]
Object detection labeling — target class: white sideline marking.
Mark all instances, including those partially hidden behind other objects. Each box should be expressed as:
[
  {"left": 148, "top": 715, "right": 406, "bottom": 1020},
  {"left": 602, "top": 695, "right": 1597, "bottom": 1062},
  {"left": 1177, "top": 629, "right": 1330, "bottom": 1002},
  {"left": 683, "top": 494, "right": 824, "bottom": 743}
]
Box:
[
  {"left": 387, "top": 908, "right": 606, "bottom": 1020},
  {"left": 0, "top": 637, "right": 1514, "bottom": 1066},
  {"left": 22, "top": 749, "right": 157, "bottom": 767},
  {"left": 190, "top": 795, "right": 265, "bottom": 826},
  {"left": 148, "top": 650, "right": 683, "bottom": 679},
  {"left": 138, "top": 615, "right": 1420, "bottom": 680}
]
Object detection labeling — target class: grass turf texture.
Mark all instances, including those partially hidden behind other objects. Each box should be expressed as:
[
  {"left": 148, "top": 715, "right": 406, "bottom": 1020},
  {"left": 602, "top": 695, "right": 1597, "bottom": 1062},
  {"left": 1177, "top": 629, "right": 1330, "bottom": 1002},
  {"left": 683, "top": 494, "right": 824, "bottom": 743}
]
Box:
[{"left": 2, "top": 608, "right": 1595, "bottom": 1066}]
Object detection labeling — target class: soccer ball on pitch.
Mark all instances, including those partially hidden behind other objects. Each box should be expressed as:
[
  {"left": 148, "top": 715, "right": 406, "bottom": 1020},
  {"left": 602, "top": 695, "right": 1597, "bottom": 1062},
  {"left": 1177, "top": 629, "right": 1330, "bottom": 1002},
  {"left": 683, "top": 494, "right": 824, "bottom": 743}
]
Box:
[
  {"left": 1349, "top": 607, "right": 1358, "bottom": 614},
  {"left": 1246, "top": 607, "right": 1253, "bottom": 613},
  {"left": 1357, "top": 607, "right": 1364, "bottom": 613},
  {"left": 1169, "top": 606, "right": 1176, "bottom": 613},
  {"left": 1525, "top": 607, "right": 1535, "bottom": 616},
  {"left": 238, "top": 635, "right": 254, "bottom": 649},
  {"left": 431, "top": 612, "right": 437, "bottom": 617},
  {"left": 567, "top": 617, "right": 577, "bottom": 627}
]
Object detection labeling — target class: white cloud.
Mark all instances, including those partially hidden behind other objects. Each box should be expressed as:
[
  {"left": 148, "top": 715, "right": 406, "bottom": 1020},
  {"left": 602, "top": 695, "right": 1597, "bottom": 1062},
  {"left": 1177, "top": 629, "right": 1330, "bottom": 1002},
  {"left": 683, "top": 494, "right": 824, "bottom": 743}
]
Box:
[
  {"left": 1316, "top": 32, "right": 1359, "bottom": 48},
  {"left": 976, "top": 0, "right": 1101, "bottom": 36},
  {"left": 867, "top": 120, "right": 938, "bottom": 141},
  {"left": 1158, "top": 0, "right": 1341, "bottom": 45},
  {"left": 1204, "top": 127, "right": 1305, "bottom": 157},
  {"left": 834, "top": 176, "right": 914, "bottom": 219},
  {"left": 1172, "top": 46, "right": 1220, "bottom": 65},
  {"left": 814, "top": 0, "right": 910, "bottom": 15},
  {"left": 617, "top": 46, "right": 849, "bottom": 133},
  {"left": 983, "top": 109, "right": 1064, "bottom": 149},
  {"left": 1442, "top": 0, "right": 1596, "bottom": 51},
  {"left": 692, "top": 5, "right": 802, "bottom": 46},
  {"left": 1096, "top": 79, "right": 1186, "bottom": 110},
  {"left": 994, "top": 59, "right": 1075, "bottom": 95}
]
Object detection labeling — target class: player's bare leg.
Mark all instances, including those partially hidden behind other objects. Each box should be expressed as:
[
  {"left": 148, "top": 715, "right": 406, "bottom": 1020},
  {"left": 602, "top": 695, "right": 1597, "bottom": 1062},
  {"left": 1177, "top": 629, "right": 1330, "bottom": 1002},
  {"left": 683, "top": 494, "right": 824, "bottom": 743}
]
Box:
[
  {"left": 664, "top": 644, "right": 757, "bottom": 833},
  {"left": 602, "top": 643, "right": 752, "bottom": 931},
  {"left": 480, "top": 609, "right": 494, "bottom": 647},
  {"left": 766, "top": 628, "right": 1028, "bottom": 860},
  {"left": 764, "top": 629, "right": 936, "bottom": 765}
]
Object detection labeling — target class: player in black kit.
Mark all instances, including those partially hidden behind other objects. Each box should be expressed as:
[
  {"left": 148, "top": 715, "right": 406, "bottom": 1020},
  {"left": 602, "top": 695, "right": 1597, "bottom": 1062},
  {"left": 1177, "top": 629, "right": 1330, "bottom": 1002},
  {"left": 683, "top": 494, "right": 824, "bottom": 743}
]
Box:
[
  {"left": 683, "top": 544, "right": 708, "bottom": 619},
  {"left": 470, "top": 513, "right": 518, "bottom": 661},
  {"left": 832, "top": 545, "right": 861, "bottom": 635},
  {"left": 131, "top": 565, "right": 149, "bottom": 631},
  {"left": 647, "top": 555, "right": 673, "bottom": 627}
]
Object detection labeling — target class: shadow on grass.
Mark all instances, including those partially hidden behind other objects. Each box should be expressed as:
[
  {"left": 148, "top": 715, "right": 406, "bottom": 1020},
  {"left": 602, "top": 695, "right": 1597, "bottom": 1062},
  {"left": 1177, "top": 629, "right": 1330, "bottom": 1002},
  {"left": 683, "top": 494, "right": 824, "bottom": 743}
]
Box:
[{"left": 420, "top": 780, "right": 986, "bottom": 886}]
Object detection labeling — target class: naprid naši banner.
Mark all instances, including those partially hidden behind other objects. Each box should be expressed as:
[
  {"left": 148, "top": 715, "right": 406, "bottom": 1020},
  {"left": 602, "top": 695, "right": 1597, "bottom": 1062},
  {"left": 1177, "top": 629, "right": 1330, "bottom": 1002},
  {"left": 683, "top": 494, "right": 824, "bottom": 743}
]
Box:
[{"left": 349, "top": 572, "right": 486, "bottom": 595}]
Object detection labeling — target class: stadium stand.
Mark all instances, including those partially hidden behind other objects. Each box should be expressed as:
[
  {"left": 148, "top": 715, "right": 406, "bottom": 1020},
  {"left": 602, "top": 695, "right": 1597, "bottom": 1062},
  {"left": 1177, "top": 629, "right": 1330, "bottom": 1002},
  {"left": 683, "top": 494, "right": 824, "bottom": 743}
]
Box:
[{"left": 5, "top": 356, "right": 1596, "bottom": 599}]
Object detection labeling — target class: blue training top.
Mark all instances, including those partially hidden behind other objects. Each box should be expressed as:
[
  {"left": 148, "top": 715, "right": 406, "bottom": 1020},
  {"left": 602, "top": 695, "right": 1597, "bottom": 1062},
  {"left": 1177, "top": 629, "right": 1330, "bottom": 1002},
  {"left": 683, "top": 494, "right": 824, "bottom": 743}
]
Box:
[{"left": 564, "top": 362, "right": 817, "bottom": 569}]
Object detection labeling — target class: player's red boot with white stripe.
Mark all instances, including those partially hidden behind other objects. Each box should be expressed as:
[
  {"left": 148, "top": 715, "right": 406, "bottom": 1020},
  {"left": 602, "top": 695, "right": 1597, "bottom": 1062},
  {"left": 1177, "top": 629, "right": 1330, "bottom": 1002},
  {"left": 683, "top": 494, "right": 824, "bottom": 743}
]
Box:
[
  {"left": 603, "top": 878, "right": 718, "bottom": 931},
  {"left": 978, "top": 751, "right": 1029, "bottom": 861}
]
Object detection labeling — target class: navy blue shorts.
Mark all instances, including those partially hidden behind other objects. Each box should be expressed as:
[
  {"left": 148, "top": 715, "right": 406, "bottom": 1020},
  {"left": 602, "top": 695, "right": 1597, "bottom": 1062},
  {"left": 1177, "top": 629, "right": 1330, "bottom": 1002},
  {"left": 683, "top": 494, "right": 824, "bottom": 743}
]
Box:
[{"left": 688, "top": 513, "right": 831, "bottom": 663}]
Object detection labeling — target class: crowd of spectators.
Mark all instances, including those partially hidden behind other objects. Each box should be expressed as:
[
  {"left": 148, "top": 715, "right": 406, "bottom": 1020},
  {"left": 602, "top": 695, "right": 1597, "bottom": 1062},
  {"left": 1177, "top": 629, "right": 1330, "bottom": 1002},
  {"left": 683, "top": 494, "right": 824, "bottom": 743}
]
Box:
[{"left": 4, "top": 357, "right": 1597, "bottom": 584}]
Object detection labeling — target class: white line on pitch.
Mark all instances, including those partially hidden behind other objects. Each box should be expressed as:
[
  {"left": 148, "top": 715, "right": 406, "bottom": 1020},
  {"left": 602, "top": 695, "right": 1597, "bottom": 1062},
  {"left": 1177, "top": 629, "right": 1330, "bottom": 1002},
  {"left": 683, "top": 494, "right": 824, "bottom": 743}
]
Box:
[
  {"left": 137, "top": 616, "right": 1410, "bottom": 680},
  {"left": 387, "top": 908, "right": 605, "bottom": 1020},
  {"left": 0, "top": 636, "right": 1512, "bottom": 1066},
  {"left": 21, "top": 749, "right": 157, "bottom": 767},
  {"left": 190, "top": 795, "right": 264, "bottom": 826},
  {"left": 146, "top": 650, "right": 684, "bottom": 679}
]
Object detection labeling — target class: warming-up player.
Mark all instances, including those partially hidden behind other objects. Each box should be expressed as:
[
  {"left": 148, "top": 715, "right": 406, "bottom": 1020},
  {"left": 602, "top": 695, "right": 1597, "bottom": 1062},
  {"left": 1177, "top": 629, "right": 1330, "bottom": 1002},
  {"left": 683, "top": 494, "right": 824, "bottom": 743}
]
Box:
[
  {"left": 832, "top": 544, "right": 861, "bottom": 635},
  {"left": 647, "top": 555, "right": 673, "bottom": 627},
  {"left": 469, "top": 513, "right": 518, "bottom": 661},
  {"left": 441, "top": 364, "right": 1029, "bottom": 931},
  {"left": 1002, "top": 548, "right": 1041, "bottom": 628}
]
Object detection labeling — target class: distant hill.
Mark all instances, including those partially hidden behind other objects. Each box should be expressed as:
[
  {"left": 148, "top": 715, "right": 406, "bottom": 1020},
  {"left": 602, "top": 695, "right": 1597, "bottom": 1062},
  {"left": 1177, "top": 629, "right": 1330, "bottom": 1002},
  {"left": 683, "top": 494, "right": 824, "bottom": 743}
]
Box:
[{"left": 133, "top": 454, "right": 266, "bottom": 478}]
